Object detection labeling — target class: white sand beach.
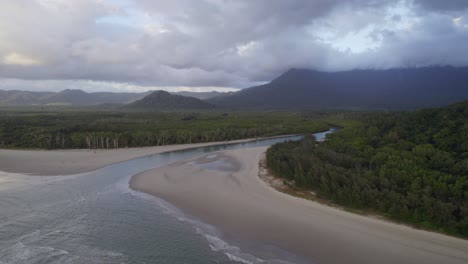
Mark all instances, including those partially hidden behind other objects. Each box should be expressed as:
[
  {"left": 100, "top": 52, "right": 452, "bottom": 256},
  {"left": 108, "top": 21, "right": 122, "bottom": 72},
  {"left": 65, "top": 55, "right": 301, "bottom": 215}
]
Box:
[{"left": 130, "top": 146, "right": 468, "bottom": 264}]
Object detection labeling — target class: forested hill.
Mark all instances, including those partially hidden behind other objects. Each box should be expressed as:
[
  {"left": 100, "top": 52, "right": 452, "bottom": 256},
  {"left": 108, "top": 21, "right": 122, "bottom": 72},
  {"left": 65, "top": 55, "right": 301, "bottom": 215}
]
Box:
[
  {"left": 209, "top": 66, "right": 468, "bottom": 110},
  {"left": 266, "top": 101, "right": 468, "bottom": 237},
  {"left": 128, "top": 90, "right": 215, "bottom": 110}
]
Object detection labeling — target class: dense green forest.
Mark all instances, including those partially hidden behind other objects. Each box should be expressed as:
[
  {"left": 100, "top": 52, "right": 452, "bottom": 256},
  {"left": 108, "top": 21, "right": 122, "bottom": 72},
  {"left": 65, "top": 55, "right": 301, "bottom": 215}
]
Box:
[
  {"left": 0, "top": 108, "right": 328, "bottom": 149},
  {"left": 267, "top": 101, "right": 468, "bottom": 237}
]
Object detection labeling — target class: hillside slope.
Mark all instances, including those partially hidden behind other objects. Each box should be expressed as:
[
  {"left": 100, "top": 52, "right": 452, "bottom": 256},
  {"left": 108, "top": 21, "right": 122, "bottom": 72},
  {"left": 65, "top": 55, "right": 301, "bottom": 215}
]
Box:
[
  {"left": 209, "top": 66, "right": 468, "bottom": 110},
  {"left": 128, "top": 90, "right": 215, "bottom": 110}
]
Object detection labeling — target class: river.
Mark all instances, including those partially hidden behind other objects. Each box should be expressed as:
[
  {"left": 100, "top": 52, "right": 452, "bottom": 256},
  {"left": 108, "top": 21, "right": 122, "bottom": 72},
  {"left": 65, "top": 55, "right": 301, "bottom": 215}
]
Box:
[{"left": 0, "top": 130, "right": 336, "bottom": 264}]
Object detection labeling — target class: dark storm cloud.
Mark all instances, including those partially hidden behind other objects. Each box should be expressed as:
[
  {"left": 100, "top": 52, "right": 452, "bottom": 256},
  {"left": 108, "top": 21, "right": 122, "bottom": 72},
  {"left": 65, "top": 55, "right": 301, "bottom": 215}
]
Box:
[
  {"left": 414, "top": 0, "right": 468, "bottom": 12},
  {"left": 0, "top": 0, "right": 467, "bottom": 91}
]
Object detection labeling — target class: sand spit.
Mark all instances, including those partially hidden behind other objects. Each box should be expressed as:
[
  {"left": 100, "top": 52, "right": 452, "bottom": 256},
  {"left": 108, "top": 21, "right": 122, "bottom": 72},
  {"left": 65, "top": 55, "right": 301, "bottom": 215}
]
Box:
[
  {"left": 0, "top": 138, "right": 265, "bottom": 176},
  {"left": 131, "top": 147, "right": 468, "bottom": 264}
]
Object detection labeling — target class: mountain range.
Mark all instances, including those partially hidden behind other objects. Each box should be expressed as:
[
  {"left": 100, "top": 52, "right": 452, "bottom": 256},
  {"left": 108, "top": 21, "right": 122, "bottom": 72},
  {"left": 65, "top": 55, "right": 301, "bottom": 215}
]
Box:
[
  {"left": 0, "top": 89, "right": 224, "bottom": 106},
  {"left": 0, "top": 89, "right": 148, "bottom": 106},
  {"left": 208, "top": 66, "right": 468, "bottom": 110},
  {"left": 1, "top": 66, "right": 467, "bottom": 110}
]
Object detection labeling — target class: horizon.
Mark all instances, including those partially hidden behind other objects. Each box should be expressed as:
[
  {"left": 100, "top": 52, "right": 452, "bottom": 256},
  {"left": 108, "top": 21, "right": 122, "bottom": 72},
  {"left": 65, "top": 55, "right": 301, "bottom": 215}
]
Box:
[
  {"left": 1, "top": 0, "right": 468, "bottom": 93},
  {"left": 0, "top": 88, "right": 236, "bottom": 94}
]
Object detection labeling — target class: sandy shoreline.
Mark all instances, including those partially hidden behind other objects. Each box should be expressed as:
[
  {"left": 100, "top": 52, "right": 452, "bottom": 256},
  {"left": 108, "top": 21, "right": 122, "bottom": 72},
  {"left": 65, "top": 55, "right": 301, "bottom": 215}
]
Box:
[
  {"left": 0, "top": 137, "right": 280, "bottom": 176},
  {"left": 131, "top": 147, "right": 468, "bottom": 264}
]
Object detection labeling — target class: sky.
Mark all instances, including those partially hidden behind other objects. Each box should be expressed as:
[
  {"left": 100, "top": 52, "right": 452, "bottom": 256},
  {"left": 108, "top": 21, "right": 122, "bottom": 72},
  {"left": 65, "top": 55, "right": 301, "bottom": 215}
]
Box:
[{"left": 0, "top": 0, "right": 468, "bottom": 93}]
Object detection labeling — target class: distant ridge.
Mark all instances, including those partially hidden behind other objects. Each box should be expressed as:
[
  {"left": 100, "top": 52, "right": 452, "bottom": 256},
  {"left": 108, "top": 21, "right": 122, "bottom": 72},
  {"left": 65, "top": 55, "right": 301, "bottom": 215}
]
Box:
[
  {"left": 0, "top": 89, "right": 231, "bottom": 106},
  {"left": 3, "top": 66, "right": 467, "bottom": 109},
  {"left": 0, "top": 90, "right": 55, "bottom": 105},
  {"left": 128, "top": 90, "right": 215, "bottom": 110},
  {"left": 208, "top": 66, "right": 468, "bottom": 110},
  {"left": 172, "top": 91, "right": 233, "bottom": 100},
  {"left": 0, "top": 89, "right": 149, "bottom": 106}
]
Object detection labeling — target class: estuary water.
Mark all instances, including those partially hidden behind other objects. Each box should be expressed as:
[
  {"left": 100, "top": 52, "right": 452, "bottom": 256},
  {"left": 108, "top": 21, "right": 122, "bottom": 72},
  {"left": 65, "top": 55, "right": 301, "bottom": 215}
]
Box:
[{"left": 0, "top": 130, "right": 333, "bottom": 264}]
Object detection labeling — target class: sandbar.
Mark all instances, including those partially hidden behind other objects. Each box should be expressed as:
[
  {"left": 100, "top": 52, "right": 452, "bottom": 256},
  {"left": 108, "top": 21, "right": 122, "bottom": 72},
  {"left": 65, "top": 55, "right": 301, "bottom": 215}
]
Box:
[
  {"left": 130, "top": 147, "right": 468, "bottom": 264},
  {"left": 0, "top": 138, "right": 260, "bottom": 176}
]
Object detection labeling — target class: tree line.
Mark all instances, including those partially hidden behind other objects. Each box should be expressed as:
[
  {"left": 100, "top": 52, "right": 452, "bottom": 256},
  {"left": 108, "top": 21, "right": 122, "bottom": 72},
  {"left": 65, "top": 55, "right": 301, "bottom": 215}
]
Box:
[
  {"left": 267, "top": 101, "right": 468, "bottom": 237},
  {"left": 0, "top": 110, "right": 329, "bottom": 149}
]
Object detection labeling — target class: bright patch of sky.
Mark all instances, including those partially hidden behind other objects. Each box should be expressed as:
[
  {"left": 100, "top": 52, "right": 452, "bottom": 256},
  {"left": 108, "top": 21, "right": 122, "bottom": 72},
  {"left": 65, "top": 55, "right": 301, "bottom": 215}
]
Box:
[
  {"left": 95, "top": 0, "right": 147, "bottom": 28},
  {"left": 0, "top": 78, "right": 239, "bottom": 93},
  {"left": 96, "top": 0, "right": 170, "bottom": 37},
  {"left": 237, "top": 41, "right": 258, "bottom": 56},
  {"left": 453, "top": 16, "right": 468, "bottom": 28},
  {"left": 313, "top": 1, "right": 418, "bottom": 54},
  {"left": 317, "top": 25, "right": 382, "bottom": 54},
  {"left": 3, "top": 53, "right": 42, "bottom": 66}
]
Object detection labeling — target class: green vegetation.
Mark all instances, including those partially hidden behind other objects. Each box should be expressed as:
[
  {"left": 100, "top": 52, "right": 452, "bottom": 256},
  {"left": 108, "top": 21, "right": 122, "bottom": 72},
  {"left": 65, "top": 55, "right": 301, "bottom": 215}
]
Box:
[
  {"left": 0, "top": 108, "right": 328, "bottom": 149},
  {"left": 267, "top": 101, "right": 468, "bottom": 237}
]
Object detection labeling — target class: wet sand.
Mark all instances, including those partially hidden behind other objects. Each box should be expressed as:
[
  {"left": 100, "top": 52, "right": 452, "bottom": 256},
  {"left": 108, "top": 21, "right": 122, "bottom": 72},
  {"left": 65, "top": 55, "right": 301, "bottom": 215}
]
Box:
[
  {"left": 131, "top": 147, "right": 468, "bottom": 264},
  {"left": 0, "top": 138, "right": 261, "bottom": 176}
]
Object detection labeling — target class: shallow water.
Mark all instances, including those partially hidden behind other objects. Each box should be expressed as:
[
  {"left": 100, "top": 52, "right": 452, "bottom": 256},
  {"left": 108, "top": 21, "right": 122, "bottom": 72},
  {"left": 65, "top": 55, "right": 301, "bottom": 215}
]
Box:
[
  {"left": 187, "top": 153, "right": 240, "bottom": 172},
  {"left": 0, "top": 132, "right": 333, "bottom": 264}
]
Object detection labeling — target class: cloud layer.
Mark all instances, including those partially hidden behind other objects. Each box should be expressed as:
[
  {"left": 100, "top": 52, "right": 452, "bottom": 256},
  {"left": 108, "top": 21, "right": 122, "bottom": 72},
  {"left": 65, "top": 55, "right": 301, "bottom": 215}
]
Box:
[{"left": 0, "top": 0, "right": 467, "bottom": 91}]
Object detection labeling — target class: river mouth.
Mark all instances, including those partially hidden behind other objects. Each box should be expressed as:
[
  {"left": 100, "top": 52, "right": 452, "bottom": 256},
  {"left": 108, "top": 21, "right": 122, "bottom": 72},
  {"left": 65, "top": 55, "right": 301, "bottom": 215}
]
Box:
[{"left": 0, "top": 131, "right": 334, "bottom": 264}]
